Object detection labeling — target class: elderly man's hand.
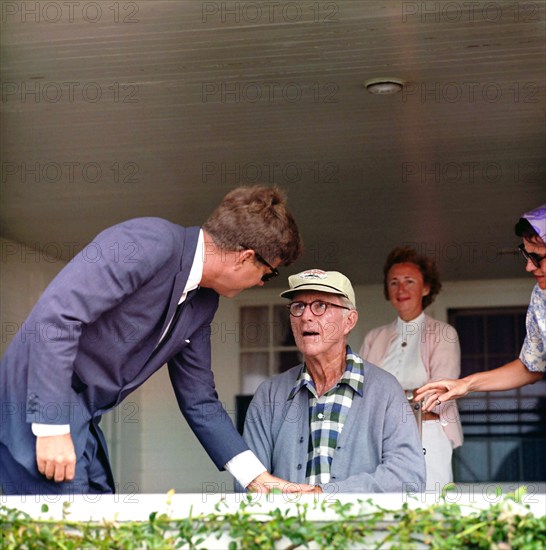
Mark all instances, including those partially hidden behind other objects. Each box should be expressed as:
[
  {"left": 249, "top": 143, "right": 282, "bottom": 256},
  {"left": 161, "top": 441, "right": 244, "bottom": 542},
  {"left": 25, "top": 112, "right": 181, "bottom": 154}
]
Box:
[
  {"left": 36, "top": 434, "right": 77, "bottom": 483},
  {"left": 247, "top": 472, "right": 318, "bottom": 493}
]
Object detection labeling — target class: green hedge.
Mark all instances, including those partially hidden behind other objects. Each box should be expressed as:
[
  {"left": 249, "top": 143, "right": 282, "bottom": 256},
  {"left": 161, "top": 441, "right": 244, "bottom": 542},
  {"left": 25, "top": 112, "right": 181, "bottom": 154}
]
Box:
[{"left": 1, "top": 488, "right": 545, "bottom": 549}]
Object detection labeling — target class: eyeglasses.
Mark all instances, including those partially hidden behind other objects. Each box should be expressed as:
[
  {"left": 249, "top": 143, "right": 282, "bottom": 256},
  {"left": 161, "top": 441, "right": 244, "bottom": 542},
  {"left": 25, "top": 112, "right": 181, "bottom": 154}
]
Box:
[
  {"left": 240, "top": 244, "right": 279, "bottom": 282},
  {"left": 518, "top": 244, "right": 546, "bottom": 269},
  {"left": 287, "top": 300, "right": 350, "bottom": 317}
]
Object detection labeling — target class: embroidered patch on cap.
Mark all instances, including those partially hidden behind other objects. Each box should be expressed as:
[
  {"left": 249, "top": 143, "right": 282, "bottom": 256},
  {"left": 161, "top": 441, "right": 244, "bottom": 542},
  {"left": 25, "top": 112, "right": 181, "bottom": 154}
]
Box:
[{"left": 299, "top": 269, "right": 328, "bottom": 280}]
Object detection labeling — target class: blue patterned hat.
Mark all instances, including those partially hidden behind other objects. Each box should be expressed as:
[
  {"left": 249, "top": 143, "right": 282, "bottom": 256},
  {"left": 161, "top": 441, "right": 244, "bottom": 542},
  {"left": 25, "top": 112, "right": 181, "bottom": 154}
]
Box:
[{"left": 522, "top": 204, "right": 546, "bottom": 242}]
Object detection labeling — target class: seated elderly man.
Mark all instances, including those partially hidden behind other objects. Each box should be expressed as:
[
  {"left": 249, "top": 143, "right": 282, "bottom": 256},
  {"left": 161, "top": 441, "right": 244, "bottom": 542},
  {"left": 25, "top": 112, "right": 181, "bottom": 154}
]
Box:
[{"left": 241, "top": 269, "right": 426, "bottom": 493}]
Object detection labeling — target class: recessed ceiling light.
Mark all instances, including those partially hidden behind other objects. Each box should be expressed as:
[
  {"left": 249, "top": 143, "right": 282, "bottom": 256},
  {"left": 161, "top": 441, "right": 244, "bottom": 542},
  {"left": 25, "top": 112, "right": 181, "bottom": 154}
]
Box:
[{"left": 364, "top": 78, "right": 405, "bottom": 95}]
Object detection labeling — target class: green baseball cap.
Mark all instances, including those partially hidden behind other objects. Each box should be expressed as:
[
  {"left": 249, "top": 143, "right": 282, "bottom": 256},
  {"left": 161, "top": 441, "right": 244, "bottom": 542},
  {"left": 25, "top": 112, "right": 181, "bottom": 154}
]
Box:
[{"left": 280, "top": 269, "right": 356, "bottom": 309}]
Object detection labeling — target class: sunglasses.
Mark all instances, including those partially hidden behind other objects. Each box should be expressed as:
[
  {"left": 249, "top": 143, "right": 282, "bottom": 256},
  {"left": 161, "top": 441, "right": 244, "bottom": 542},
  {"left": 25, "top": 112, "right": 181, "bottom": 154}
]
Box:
[
  {"left": 518, "top": 244, "right": 546, "bottom": 269},
  {"left": 240, "top": 244, "right": 279, "bottom": 282}
]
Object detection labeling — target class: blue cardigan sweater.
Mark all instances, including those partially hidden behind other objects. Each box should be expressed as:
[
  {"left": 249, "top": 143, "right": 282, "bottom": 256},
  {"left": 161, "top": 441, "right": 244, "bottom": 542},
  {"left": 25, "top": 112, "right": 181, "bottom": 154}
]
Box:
[{"left": 242, "top": 351, "right": 426, "bottom": 493}]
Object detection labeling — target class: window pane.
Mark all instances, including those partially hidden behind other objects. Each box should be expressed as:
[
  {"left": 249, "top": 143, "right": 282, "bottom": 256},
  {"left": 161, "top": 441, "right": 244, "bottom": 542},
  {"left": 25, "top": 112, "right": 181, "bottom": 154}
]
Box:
[
  {"left": 486, "top": 314, "right": 515, "bottom": 354},
  {"left": 275, "top": 350, "right": 302, "bottom": 374},
  {"left": 240, "top": 352, "right": 269, "bottom": 394},
  {"left": 449, "top": 306, "right": 543, "bottom": 483},
  {"left": 491, "top": 440, "right": 521, "bottom": 481},
  {"left": 239, "top": 306, "right": 269, "bottom": 348},
  {"left": 460, "top": 357, "right": 486, "bottom": 377},
  {"left": 272, "top": 305, "right": 295, "bottom": 346},
  {"left": 486, "top": 354, "right": 513, "bottom": 371},
  {"left": 521, "top": 439, "right": 546, "bottom": 480},
  {"left": 455, "top": 315, "right": 483, "bottom": 354},
  {"left": 453, "top": 440, "right": 490, "bottom": 481}
]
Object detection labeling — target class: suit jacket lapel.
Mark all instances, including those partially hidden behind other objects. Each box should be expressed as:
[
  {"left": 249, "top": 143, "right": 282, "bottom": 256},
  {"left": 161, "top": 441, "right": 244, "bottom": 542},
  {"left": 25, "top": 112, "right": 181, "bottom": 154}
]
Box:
[
  {"left": 157, "top": 227, "right": 200, "bottom": 339},
  {"left": 115, "top": 227, "right": 201, "bottom": 403}
]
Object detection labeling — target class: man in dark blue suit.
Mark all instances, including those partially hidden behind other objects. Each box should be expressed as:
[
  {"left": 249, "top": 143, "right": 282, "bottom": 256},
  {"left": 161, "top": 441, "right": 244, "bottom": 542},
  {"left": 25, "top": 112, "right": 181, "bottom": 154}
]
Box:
[{"left": 1, "top": 186, "right": 314, "bottom": 495}]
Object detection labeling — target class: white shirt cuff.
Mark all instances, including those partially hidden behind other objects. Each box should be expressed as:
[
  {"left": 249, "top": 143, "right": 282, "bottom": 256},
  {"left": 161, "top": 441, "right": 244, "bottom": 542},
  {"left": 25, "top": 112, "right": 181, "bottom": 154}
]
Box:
[
  {"left": 32, "top": 423, "right": 71, "bottom": 436},
  {"left": 224, "top": 450, "right": 266, "bottom": 488}
]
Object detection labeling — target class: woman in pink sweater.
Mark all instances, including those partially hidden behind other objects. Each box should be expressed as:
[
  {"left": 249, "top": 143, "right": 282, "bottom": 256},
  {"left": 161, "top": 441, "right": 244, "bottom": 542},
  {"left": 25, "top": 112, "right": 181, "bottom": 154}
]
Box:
[{"left": 359, "top": 247, "right": 463, "bottom": 492}]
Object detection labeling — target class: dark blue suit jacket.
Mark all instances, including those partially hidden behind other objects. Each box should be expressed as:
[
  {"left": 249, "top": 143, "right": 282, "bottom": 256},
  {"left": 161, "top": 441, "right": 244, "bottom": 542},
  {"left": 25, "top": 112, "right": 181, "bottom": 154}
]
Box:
[{"left": 0, "top": 218, "right": 248, "bottom": 479}]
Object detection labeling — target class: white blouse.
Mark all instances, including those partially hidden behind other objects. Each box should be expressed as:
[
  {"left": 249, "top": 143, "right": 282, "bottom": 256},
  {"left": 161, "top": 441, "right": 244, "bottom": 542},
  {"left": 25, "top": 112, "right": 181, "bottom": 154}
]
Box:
[{"left": 380, "top": 311, "right": 429, "bottom": 390}]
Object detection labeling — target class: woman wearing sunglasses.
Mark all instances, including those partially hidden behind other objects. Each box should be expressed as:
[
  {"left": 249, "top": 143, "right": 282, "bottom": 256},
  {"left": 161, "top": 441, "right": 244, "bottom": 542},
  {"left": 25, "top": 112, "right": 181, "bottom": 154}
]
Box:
[{"left": 415, "top": 204, "right": 545, "bottom": 409}]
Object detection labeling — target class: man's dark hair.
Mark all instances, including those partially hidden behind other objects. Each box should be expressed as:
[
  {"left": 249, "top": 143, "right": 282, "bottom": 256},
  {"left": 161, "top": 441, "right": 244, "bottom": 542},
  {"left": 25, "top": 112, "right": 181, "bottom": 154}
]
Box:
[
  {"left": 203, "top": 185, "right": 302, "bottom": 265},
  {"left": 514, "top": 218, "right": 543, "bottom": 244}
]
